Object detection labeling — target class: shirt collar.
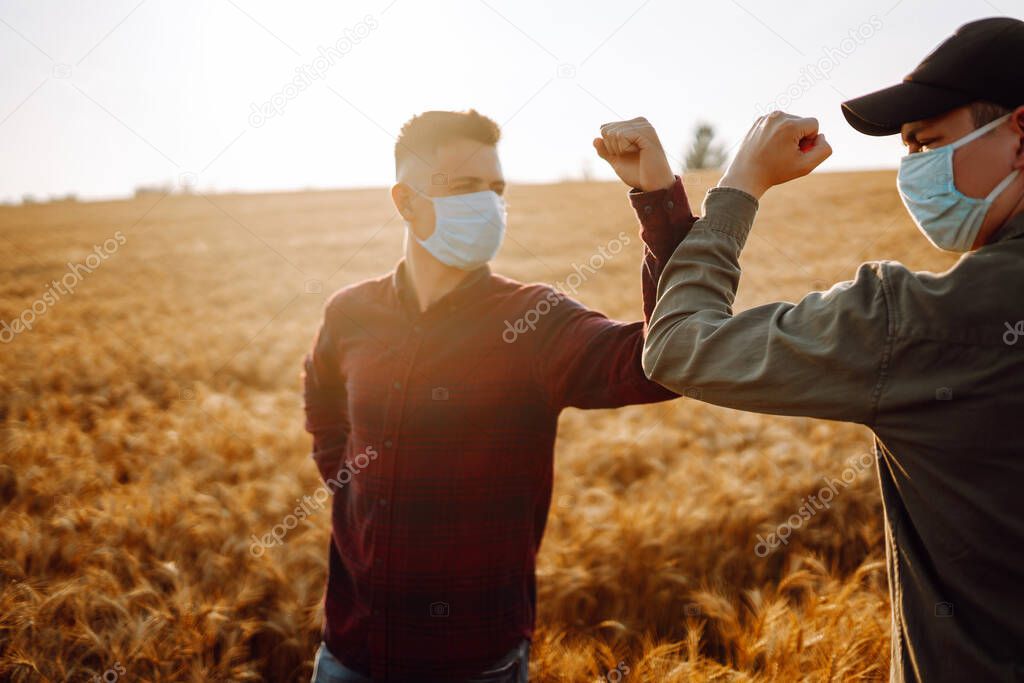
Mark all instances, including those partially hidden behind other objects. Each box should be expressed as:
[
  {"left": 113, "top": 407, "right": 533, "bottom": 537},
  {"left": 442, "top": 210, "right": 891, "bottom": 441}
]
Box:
[{"left": 391, "top": 259, "right": 493, "bottom": 317}]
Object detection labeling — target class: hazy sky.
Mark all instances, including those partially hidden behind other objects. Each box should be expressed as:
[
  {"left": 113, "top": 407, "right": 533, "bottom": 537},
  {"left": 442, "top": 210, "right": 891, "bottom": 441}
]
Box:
[{"left": 1, "top": 0, "right": 1020, "bottom": 201}]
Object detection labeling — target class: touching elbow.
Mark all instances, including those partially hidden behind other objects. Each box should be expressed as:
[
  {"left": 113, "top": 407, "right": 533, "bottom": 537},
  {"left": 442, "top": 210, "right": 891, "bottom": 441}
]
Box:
[
  {"left": 643, "top": 321, "right": 698, "bottom": 393},
  {"left": 642, "top": 335, "right": 665, "bottom": 383}
]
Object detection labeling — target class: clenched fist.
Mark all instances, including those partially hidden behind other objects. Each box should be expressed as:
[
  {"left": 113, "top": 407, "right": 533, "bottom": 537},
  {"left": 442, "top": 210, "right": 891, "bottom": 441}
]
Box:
[
  {"left": 719, "top": 111, "right": 832, "bottom": 199},
  {"left": 594, "top": 117, "right": 676, "bottom": 192}
]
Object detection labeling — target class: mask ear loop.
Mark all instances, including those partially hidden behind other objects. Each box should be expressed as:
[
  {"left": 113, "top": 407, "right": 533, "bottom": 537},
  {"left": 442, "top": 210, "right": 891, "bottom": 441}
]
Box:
[
  {"left": 950, "top": 113, "right": 1014, "bottom": 152},
  {"left": 951, "top": 113, "right": 1020, "bottom": 204},
  {"left": 402, "top": 185, "right": 437, "bottom": 253},
  {"left": 399, "top": 184, "right": 432, "bottom": 225},
  {"left": 973, "top": 115, "right": 1023, "bottom": 202},
  {"left": 985, "top": 169, "right": 1022, "bottom": 202}
]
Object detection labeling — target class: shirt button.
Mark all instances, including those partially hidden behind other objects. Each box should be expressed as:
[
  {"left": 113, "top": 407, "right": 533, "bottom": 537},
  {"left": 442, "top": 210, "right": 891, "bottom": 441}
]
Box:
[
  {"left": 374, "top": 557, "right": 382, "bottom": 566},
  {"left": 392, "top": 381, "right": 401, "bottom": 390},
  {"left": 666, "top": 200, "right": 674, "bottom": 209},
  {"left": 379, "top": 497, "right": 388, "bottom": 507},
  {"left": 384, "top": 439, "right": 393, "bottom": 448},
  {"left": 413, "top": 325, "right": 423, "bottom": 334},
  {"left": 643, "top": 205, "right": 653, "bottom": 214}
]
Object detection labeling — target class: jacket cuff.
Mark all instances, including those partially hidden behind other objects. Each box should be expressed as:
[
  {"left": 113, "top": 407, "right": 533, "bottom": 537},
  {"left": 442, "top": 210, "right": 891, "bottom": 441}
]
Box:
[{"left": 698, "top": 187, "right": 759, "bottom": 248}]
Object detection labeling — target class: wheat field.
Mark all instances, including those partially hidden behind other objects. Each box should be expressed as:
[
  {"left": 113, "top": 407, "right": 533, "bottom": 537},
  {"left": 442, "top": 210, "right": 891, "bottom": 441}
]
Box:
[{"left": 0, "top": 171, "right": 959, "bottom": 682}]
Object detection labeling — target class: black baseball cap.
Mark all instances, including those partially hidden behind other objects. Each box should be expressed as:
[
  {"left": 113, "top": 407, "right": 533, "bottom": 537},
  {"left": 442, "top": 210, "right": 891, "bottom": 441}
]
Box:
[{"left": 842, "top": 17, "right": 1024, "bottom": 136}]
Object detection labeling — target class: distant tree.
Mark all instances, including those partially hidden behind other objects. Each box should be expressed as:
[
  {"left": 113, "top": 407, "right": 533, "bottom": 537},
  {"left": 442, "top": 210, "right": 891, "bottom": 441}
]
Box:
[
  {"left": 684, "top": 123, "right": 728, "bottom": 171},
  {"left": 134, "top": 182, "right": 173, "bottom": 199}
]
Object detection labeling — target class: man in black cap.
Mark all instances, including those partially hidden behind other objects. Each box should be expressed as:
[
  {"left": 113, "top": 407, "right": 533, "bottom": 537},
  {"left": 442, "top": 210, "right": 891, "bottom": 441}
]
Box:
[{"left": 611, "top": 17, "right": 1024, "bottom": 682}]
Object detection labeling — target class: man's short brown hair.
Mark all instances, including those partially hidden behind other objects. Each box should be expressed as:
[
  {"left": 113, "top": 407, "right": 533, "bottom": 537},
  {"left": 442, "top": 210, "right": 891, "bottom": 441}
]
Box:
[
  {"left": 395, "top": 110, "right": 501, "bottom": 174},
  {"left": 971, "top": 101, "right": 1012, "bottom": 128}
]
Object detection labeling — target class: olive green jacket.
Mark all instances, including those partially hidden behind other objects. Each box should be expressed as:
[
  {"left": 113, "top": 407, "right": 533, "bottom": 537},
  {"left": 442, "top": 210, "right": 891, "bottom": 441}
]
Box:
[{"left": 643, "top": 187, "right": 1024, "bottom": 682}]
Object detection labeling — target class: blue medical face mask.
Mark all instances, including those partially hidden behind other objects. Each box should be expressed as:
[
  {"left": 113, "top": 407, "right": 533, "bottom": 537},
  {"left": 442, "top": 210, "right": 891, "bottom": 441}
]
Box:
[
  {"left": 406, "top": 189, "right": 507, "bottom": 270},
  {"left": 897, "top": 113, "right": 1021, "bottom": 253}
]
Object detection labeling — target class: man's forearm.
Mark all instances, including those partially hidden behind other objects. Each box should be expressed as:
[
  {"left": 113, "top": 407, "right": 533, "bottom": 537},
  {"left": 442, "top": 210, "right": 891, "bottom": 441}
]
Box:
[
  {"left": 641, "top": 187, "right": 887, "bottom": 423},
  {"left": 642, "top": 186, "right": 757, "bottom": 391},
  {"left": 303, "top": 351, "right": 351, "bottom": 483}
]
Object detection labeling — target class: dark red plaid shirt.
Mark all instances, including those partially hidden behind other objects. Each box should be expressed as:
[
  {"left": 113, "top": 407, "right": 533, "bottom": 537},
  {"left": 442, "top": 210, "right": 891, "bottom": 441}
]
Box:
[{"left": 302, "top": 178, "right": 694, "bottom": 681}]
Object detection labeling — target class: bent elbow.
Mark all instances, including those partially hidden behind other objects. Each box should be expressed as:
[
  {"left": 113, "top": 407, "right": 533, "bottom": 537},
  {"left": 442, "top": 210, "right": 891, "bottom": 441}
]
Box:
[
  {"left": 643, "top": 320, "right": 698, "bottom": 393},
  {"left": 642, "top": 333, "right": 667, "bottom": 384}
]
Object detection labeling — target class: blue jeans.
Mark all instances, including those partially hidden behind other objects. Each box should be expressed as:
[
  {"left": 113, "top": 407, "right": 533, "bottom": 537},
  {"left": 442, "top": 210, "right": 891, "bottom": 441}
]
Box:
[{"left": 311, "top": 639, "right": 530, "bottom": 683}]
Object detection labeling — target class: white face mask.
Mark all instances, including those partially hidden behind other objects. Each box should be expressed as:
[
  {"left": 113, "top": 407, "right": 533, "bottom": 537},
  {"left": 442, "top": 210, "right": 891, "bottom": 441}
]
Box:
[
  {"left": 897, "top": 113, "right": 1021, "bottom": 253},
  {"left": 406, "top": 189, "right": 507, "bottom": 270}
]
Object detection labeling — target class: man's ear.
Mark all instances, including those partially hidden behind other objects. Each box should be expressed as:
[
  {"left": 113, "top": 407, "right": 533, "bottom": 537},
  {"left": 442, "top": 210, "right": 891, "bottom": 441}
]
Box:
[
  {"left": 1014, "top": 106, "right": 1024, "bottom": 169},
  {"left": 391, "top": 183, "right": 415, "bottom": 221}
]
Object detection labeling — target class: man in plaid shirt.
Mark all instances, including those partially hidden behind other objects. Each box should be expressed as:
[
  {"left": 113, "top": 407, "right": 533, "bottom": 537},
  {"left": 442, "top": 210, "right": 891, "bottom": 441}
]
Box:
[{"left": 303, "top": 110, "right": 694, "bottom": 682}]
